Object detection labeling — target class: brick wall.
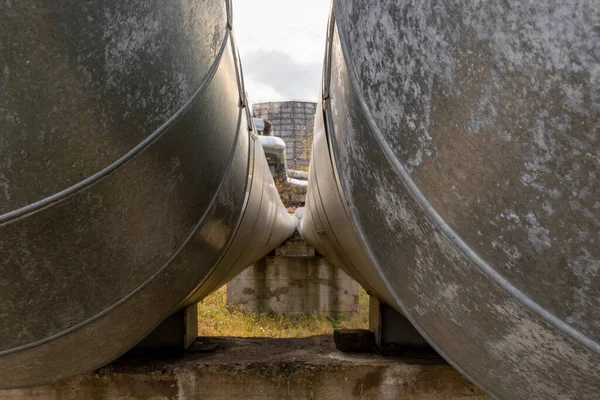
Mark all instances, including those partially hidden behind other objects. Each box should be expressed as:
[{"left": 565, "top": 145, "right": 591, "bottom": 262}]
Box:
[{"left": 252, "top": 101, "right": 317, "bottom": 171}]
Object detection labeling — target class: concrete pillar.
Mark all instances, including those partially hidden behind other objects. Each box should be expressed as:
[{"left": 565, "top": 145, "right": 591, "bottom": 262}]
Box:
[
  {"left": 227, "top": 236, "right": 359, "bottom": 316},
  {"left": 227, "top": 257, "right": 358, "bottom": 316}
]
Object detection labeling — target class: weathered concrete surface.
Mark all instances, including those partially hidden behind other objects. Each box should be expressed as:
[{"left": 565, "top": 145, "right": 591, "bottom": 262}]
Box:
[
  {"left": 253, "top": 101, "right": 317, "bottom": 171},
  {"left": 227, "top": 257, "right": 359, "bottom": 316},
  {"left": 0, "top": 336, "right": 488, "bottom": 400},
  {"left": 227, "top": 236, "right": 359, "bottom": 316}
]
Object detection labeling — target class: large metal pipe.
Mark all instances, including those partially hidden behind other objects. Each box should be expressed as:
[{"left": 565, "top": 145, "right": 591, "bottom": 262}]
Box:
[
  {"left": 301, "top": 1, "right": 600, "bottom": 399},
  {"left": 0, "top": 0, "right": 294, "bottom": 388}
]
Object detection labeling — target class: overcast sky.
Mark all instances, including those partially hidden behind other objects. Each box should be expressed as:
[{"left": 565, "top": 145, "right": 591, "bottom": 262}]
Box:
[{"left": 232, "top": 0, "right": 331, "bottom": 105}]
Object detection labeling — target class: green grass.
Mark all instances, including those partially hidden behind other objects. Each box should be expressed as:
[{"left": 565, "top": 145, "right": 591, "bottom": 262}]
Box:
[{"left": 198, "top": 285, "right": 369, "bottom": 338}]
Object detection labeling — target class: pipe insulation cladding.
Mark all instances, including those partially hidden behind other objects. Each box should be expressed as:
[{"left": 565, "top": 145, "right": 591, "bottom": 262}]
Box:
[
  {"left": 300, "top": 1, "right": 600, "bottom": 399},
  {"left": 0, "top": 0, "right": 295, "bottom": 389}
]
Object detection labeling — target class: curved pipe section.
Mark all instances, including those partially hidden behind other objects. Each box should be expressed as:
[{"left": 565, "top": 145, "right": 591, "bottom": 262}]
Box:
[
  {"left": 258, "top": 135, "right": 287, "bottom": 168},
  {"left": 182, "top": 137, "right": 297, "bottom": 305},
  {"left": 301, "top": 1, "right": 600, "bottom": 399},
  {"left": 300, "top": 100, "right": 396, "bottom": 306},
  {"left": 0, "top": 0, "right": 294, "bottom": 389}
]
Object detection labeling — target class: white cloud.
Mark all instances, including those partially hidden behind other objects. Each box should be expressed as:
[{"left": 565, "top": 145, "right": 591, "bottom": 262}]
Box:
[
  {"left": 244, "top": 77, "right": 285, "bottom": 102},
  {"left": 232, "top": 0, "right": 331, "bottom": 104}
]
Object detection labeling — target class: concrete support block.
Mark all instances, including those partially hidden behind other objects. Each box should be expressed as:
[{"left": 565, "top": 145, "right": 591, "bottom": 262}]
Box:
[
  {"left": 369, "top": 296, "right": 444, "bottom": 363},
  {"left": 132, "top": 303, "right": 198, "bottom": 354},
  {"left": 333, "top": 329, "right": 375, "bottom": 352},
  {"left": 227, "top": 256, "right": 359, "bottom": 316}
]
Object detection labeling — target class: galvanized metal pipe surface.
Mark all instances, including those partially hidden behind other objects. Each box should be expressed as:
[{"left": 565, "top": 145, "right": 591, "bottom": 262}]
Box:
[
  {"left": 301, "top": 1, "right": 600, "bottom": 399},
  {"left": 0, "top": 0, "right": 294, "bottom": 389}
]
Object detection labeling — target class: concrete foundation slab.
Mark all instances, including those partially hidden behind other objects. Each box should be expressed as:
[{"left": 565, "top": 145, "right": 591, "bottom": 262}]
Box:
[{"left": 1, "top": 336, "right": 489, "bottom": 400}]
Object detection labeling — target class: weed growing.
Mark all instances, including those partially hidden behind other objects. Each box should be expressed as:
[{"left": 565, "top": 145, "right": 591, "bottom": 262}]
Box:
[{"left": 198, "top": 285, "right": 369, "bottom": 337}]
